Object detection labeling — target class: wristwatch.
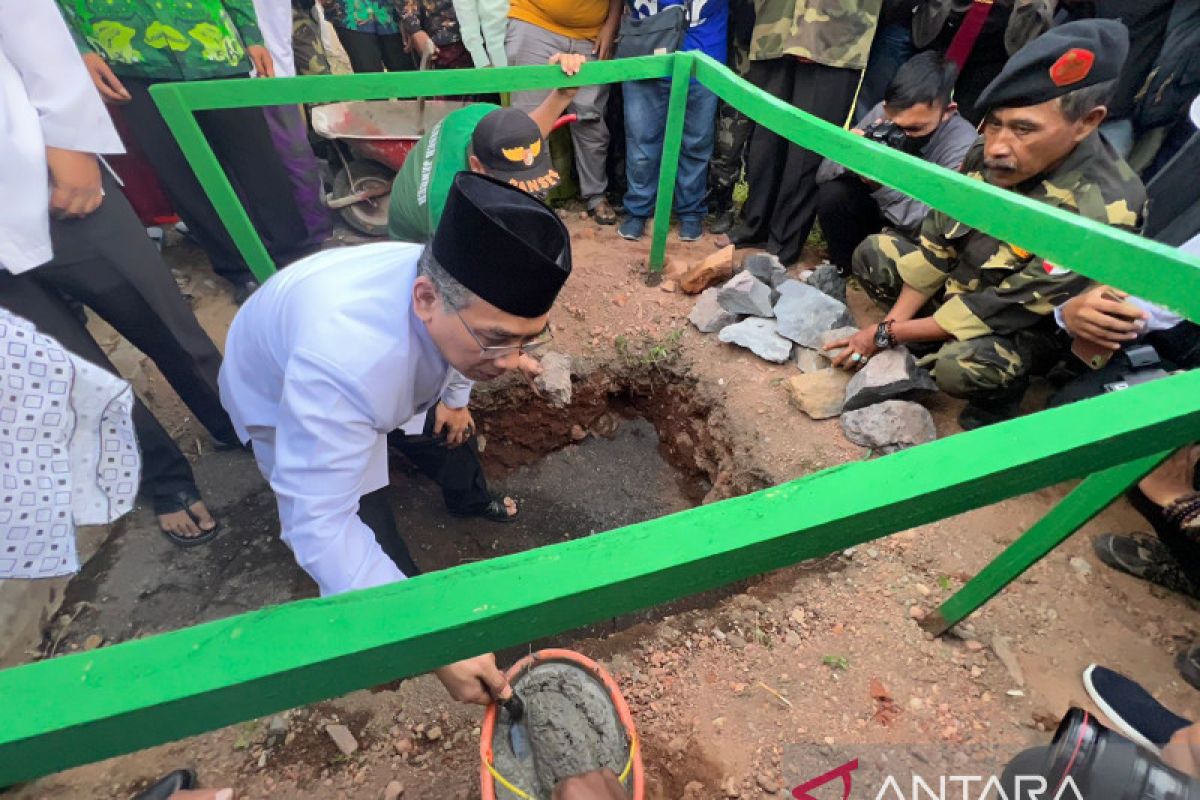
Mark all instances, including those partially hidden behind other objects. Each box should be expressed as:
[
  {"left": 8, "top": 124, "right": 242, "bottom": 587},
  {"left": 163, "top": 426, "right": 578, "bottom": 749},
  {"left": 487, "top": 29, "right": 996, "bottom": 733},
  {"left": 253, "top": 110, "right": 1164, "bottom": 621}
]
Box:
[{"left": 874, "top": 320, "right": 896, "bottom": 350}]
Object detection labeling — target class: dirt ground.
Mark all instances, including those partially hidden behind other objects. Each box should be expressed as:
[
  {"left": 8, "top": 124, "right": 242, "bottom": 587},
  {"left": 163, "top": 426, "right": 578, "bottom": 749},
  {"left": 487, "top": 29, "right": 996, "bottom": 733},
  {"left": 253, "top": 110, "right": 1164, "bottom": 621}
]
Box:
[{"left": 10, "top": 215, "right": 1200, "bottom": 799}]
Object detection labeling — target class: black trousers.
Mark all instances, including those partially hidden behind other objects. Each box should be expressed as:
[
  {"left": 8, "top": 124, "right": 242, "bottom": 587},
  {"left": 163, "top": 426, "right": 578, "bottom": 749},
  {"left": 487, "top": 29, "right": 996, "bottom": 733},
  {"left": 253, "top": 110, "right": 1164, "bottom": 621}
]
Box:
[
  {"left": 0, "top": 172, "right": 238, "bottom": 505},
  {"left": 334, "top": 27, "right": 414, "bottom": 73},
  {"left": 355, "top": 408, "right": 494, "bottom": 577},
  {"left": 120, "top": 77, "right": 310, "bottom": 285},
  {"left": 815, "top": 173, "right": 886, "bottom": 272},
  {"left": 732, "top": 58, "right": 861, "bottom": 265}
]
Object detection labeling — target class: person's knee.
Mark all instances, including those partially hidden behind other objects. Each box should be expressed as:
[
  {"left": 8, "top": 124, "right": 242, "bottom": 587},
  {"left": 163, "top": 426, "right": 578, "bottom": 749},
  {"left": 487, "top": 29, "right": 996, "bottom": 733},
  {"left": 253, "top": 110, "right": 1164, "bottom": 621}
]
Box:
[
  {"left": 931, "top": 340, "right": 1021, "bottom": 399},
  {"left": 850, "top": 232, "right": 897, "bottom": 284}
]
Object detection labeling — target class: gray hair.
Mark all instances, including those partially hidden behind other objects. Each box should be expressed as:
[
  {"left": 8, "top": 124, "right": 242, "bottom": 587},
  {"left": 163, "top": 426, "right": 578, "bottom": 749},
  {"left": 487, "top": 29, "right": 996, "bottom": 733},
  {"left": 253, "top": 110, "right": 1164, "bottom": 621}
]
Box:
[
  {"left": 1058, "top": 78, "right": 1117, "bottom": 122},
  {"left": 418, "top": 247, "right": 476, "bottom": 311}
]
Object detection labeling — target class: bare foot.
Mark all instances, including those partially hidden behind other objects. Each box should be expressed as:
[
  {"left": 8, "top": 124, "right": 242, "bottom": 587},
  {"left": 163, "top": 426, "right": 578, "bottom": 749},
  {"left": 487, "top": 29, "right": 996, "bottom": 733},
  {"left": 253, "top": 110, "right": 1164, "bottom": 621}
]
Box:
[
  {"left": 158, "top": 500, "right": 217, "bottom": 540},
  {"left": 1139, "top": 445, "right": 1200, "bottom": 507}
]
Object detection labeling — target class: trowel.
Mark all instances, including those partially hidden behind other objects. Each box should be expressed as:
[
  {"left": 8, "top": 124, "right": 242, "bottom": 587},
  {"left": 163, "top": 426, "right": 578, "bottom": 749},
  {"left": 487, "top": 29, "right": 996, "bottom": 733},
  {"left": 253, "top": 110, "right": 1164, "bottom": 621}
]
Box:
[{"left": 502, "top": 693, "right": 531, "bottom": 760}]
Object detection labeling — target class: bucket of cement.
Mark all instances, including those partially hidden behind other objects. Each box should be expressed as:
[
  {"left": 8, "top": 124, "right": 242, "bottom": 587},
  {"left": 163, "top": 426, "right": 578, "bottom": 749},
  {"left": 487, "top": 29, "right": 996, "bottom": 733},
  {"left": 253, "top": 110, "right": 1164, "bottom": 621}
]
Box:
[{"left": 480, "top": 648, "right": 643, "bottom": 800}]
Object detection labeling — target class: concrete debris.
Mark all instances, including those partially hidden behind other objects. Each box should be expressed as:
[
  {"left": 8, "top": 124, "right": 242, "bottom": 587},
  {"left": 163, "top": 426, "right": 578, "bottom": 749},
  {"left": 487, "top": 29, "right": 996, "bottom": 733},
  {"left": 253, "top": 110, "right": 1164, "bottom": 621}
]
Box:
[
  {"left": 717, "top": 272, "right": 776, "bottom": 318},
  {"left": 794, "top": 347, "right": 831, "bottom": 373},
  {"left": 680, "top": 245, "right": 735, "bottom": 294},
  {"left": 773, "top": 280, "right": 852, "bottom": 349},
  {"left": 744, "top": 252, "right": 787, "bottom": 287},
  {"left": 842, "top": 347, "right": 937, "bottom": 412},
  {"left": 840, "top": 400, "right": 936, "bottom": 453},
  {"left": 785, "top": 369, "right": 853, "bottom": 420},
  {"left": 808, "top": 262, "right": 848, "bottom": 303},
  {"left": 688, "top": 287, "right": 739, "bottom": 333},
  {"left": 718, "top": 318, "right": 793, "bottom": 363},
  {"left": 534, "top": 351, "right": 573, "bottom": 408},
  {"left": 325, "top": 723, "right": 358, "bottom": 756}
]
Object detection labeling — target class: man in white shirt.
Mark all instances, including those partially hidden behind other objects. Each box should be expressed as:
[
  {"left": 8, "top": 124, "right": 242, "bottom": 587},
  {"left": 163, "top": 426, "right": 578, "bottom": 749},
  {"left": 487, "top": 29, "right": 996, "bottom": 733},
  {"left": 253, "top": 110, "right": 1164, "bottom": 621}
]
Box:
[
  {"left": 0, "top": 1, "right": 239, "bottom": 545},
  {"left": 220, "top": 171, "right": 571, "bottom": 703}
]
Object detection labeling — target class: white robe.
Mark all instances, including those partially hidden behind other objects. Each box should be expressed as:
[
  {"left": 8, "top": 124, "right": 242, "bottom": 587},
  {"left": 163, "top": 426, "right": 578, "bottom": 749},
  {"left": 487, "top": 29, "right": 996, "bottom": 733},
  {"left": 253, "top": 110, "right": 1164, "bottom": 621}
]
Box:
[{"left": 219, "top": 243, "right": 472, "bottom": 596}]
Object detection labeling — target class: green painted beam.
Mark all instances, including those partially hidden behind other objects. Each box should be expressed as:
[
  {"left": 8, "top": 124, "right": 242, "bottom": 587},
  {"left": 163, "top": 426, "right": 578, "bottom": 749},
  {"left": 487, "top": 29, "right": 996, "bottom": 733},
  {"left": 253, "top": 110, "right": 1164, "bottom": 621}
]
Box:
[
  {"left": 691, "top": 54, "right": 1200, "bottom": 325},
  {"left": 2, "top": 371, "right": 1199, "bottom": 785},
  {"left": 922, "top": 450, "right": 1172, "bottom": 635},
  {"left": 648, "top": 53, "right": 694, "bottom": 271}
]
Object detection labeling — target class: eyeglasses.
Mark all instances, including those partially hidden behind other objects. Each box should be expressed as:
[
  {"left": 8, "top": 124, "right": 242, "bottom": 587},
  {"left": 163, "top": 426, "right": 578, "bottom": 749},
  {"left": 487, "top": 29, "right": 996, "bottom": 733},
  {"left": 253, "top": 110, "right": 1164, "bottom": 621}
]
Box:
[{"left": 452, "top": 308, "right": 553, "bottom": 359}]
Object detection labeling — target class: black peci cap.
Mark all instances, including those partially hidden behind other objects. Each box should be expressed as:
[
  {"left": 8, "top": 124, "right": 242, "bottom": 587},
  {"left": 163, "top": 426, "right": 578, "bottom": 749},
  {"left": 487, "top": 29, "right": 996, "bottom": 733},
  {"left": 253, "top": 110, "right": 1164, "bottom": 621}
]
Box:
[
  {"left": 431, "top": 172, "right": 571, "bottom": 318},
  {"left": 975, "top": 19, "right": 1129, "bottom": 113}
]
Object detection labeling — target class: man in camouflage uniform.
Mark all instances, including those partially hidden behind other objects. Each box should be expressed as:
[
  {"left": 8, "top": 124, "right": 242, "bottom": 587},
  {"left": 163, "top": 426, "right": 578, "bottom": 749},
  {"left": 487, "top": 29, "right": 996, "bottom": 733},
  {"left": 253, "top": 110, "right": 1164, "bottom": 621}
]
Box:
[
  {"left": 728, "top": 0, "right": 883, "bottom": 264},
  {"left": 706, "top": 0, "right": 756, "bottom": 234},
  {"left": 830, "top": 20, "right": 1147, "bottom": 429}
]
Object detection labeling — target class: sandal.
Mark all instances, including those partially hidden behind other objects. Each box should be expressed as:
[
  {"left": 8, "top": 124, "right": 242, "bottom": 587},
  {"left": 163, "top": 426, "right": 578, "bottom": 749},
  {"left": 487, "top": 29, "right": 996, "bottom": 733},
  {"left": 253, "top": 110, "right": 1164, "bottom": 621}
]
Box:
[
  {"left": 155, "top": 489, "right": 222, "bottom": 548},
  {"left": 134, "top": 769, "right": 196, "bottom": 800},
  {"left": 588, "top": 198, "right": 618, "bottom": 226},
  {"left": 450, "top": 495, "right": 519, "bottom": 524}
]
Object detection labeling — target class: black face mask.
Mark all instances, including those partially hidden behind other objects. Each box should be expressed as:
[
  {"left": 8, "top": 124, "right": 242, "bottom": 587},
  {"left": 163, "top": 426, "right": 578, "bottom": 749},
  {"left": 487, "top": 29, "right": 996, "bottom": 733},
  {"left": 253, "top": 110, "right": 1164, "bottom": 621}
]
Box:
[{"left": 900, "top": 128, "right": 936, "bottom": 155}]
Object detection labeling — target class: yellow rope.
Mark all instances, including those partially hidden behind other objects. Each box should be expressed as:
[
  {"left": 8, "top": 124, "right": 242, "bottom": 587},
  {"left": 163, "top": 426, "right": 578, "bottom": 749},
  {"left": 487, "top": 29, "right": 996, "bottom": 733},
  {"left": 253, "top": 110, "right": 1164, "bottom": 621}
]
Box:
[{"left": 487, "top": 733, "right": 639, "bottom": 798}]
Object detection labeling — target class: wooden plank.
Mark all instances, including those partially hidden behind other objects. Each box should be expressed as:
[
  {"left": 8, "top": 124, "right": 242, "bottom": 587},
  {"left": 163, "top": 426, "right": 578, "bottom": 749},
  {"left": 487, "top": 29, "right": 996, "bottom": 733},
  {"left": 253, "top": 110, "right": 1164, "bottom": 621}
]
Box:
[
  {"left": 648, "top": 54, "right": 694, "bottom": 271},
  {"left": 692, "top": 54, "right": 1200, "bottom": 324},
  {"left": 922, "top": 450, "right": 1172, "bottom": 635},
  {"left": 2, "top": 371, "right": 1199, "bottom": 784}
]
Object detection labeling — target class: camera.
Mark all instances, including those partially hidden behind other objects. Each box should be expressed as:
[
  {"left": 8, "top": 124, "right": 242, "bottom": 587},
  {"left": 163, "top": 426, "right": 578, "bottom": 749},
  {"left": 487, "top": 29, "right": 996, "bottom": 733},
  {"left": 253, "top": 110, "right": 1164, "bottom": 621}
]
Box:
[
  {"left": 863, "top": 119, "right": 924, "bottom": 155},
  {"left": 1027, "top": 707, "right": 1200, "bottom": 799}
]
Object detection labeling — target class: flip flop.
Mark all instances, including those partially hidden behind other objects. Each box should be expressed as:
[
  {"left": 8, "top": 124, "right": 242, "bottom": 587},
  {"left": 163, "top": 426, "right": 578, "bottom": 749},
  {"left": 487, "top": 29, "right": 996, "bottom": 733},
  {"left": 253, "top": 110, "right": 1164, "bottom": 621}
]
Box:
[
  {"left": 134, "top": 769, "right": 196, "bottom": 800},
  {"left": 155, "top": 489, "right": 222, "bottom": 548},
  {"left": 451, "top": 496, "right": 519, "bottom": 525}
]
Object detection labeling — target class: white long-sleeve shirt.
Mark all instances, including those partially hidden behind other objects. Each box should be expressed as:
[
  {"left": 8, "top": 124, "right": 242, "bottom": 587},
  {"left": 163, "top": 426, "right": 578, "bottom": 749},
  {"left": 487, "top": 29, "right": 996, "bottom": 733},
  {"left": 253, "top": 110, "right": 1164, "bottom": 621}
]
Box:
[
  {"left": 0, "top": 0, "right": 123, "bottom": 274},
  {"left": 453, "top": 0, "right": 509, "bottom": 67},
  {"left": 219, "top": 243, "right": 473, "bottom": 596}
]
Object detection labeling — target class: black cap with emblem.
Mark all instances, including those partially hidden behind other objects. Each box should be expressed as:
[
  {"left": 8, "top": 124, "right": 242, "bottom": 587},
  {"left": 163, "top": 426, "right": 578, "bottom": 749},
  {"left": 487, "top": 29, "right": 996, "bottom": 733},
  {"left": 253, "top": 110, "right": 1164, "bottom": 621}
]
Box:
[
  {"left": 470, "top": 107, "right": 561, "bottom": 195},
  {"left": 432, "top": 171, "right": 571, "bottom": 318},
  {"left": 975, "top": 19, "right": 1129, "bottom": 113}
]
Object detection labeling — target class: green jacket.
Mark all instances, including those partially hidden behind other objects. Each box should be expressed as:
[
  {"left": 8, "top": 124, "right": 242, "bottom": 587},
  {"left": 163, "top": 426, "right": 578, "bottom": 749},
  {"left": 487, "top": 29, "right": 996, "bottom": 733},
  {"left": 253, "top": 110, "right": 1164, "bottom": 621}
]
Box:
[
  {"left": 750, "top": 0, "right": 882, "bottom": 69},
  {"left": 57, "top": 0, "right": 264, "bottom": 81}
]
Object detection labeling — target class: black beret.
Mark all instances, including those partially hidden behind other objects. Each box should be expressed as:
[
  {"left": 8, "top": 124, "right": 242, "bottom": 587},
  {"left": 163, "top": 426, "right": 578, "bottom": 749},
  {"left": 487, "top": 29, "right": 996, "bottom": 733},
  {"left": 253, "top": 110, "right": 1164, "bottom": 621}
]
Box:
[
  {"left": 975, "top": 19, "right": 1129, "bottom": 112},
  {"left": 431, "top": 172, "right": 572, "bottom": 318}
]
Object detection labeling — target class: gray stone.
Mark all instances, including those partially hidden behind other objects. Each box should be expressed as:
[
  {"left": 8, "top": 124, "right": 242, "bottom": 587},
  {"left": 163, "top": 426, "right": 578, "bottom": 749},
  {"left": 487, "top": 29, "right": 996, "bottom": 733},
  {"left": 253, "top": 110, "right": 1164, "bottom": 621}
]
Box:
[
  {"left": 842, "top": 347, "right": 937, "bottom": 412},
  {"left": 534, "top": 351, "right": 573, "bottom": 407},
  {"left": 991, "top": 634, "right": 1026, "bottom": 687},
  {"left": 325, "top": 723, "right": 359, "bottom": 756},
  {"left": 688, "top": 287, "right": 738, "bottom": 333},
  {"left": 808, "top": 262, "right": 848, "bottom": 304},
  {"left": 718, "top": 318, "right": 793, "bottom": 363},
  {"left": 717, "top": 271, "right": 776, "bottom": 318},
  {"left": 793, "top": 347, "right": 831, "bottom": 373},
  {"left": 840, "top": 400, "right": 936, "bottom": 453},
  {"left": 785, "top": 369, "right": 852, "bottom": 419},
  {"left": 744, "top": 252, "right": 786, "bottom": 286},
  {"left": 817, "top": 326, "right": 859, "bottom": 361},
  {"left": 772, "top": 280, "right": 851, "bottom": 349}
]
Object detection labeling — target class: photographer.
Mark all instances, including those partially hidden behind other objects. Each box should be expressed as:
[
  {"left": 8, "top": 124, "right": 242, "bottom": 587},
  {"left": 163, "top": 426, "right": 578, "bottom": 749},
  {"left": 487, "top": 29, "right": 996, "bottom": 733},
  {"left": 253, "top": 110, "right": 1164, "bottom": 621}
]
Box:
[{"left": 816, "top": 51, "right": 976, "bottom": 274}]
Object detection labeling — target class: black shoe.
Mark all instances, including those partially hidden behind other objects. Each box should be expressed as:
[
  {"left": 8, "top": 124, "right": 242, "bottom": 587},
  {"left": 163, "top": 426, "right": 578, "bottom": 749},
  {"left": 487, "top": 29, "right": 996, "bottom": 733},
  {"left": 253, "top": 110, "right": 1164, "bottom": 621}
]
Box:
[
  {"left": 1082, "top": 664, "right": 1191, "bottom": 750},
  {"left": 1093, "top": 532, "right": 1197, "bottom": 596},
  {"left": 232, "top": 280, "right": 260, "bottom": 306},
  {"left": 134, "top": 769, "right": 197, "bottom": 800},
  {"left": 709, "top": 208, "right": 736, "bottom": 235},
  {"left": 957, "top": 400, "right": 1020, "bottom": 430},
  {"left": 1177, "top": 645, "right": 1200, "bottom": 691}
]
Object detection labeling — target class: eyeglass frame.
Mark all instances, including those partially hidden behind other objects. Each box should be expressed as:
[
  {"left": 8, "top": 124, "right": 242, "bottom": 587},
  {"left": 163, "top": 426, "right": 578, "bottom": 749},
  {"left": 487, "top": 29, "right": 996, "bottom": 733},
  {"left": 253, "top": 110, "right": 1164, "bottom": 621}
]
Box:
[{"left": 451, "top": 307, "right": 553, "bottom": 359}]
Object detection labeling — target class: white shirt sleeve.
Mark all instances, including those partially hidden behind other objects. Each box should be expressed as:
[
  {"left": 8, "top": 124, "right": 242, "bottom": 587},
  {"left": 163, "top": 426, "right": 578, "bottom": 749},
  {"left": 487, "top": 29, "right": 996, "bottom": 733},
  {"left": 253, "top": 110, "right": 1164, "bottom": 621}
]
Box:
[
  {"left": 441, "top": 368, "right": 474, "bottom": 409},
  {"left": 270, "top": 349, "right": 405, "bottom": 596},
  {"left": 452, "top": 0, "right": 491, "bottom": 68},
  {"left": 0, "top": 2, "right": 123, "bottom": 155}
]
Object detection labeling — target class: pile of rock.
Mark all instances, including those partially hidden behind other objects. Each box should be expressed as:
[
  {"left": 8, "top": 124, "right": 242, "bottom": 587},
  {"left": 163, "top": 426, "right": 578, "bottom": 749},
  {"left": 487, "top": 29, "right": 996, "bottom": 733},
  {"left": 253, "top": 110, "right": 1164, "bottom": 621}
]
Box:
[{"left": 687, "top": 254, "right": 939, "bottom": 453}]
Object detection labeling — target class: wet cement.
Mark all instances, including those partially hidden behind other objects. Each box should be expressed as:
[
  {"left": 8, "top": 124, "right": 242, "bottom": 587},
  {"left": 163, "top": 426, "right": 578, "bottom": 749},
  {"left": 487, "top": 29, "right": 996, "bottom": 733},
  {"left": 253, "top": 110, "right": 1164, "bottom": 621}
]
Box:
[{"left": 492, "top": 662, "right": 629, "bottom": 800}]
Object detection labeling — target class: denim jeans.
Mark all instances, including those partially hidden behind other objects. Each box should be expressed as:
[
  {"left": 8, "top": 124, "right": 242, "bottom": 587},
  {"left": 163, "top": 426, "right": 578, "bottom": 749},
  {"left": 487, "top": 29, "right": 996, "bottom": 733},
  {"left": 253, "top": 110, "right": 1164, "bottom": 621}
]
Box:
[
  {"left": 856, "top": 22, "right": 917, "bottom": 121},
  {"left": 622, "top": 78, "right": 719, "bottom": 220}
]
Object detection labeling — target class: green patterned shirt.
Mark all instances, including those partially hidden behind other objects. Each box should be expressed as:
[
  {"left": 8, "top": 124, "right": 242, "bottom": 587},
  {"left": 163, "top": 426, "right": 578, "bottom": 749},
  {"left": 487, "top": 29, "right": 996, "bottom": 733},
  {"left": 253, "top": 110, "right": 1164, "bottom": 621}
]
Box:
[{"left": 57, "top": 0, "right": 263, "bottom": 81}]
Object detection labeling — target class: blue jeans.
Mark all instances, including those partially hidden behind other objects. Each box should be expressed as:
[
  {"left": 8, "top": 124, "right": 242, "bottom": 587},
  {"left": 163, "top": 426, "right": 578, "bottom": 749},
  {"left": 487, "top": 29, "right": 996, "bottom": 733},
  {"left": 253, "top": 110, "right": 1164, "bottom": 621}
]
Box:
[
  {"left": 622, "top": 78, "right": 719, "bottom": 220},
  {"left": 856, "top": 22, "right": 917, "bottom": 121}
]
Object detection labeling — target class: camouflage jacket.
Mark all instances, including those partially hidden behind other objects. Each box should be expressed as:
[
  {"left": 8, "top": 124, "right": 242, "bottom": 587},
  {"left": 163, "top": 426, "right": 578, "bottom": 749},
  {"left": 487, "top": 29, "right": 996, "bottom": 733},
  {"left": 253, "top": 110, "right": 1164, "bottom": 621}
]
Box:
[
  {"left": 897, "top": 133, "right": 1147, "bottom": 340},
  {"left": 319, "top": 0, "right": 402, "bottom": 34},
  {"left": 398, "top": 0, "right": 462, "bottom": 46},
  {"left": 58, "top": 0, "right": 262, "bottom": 81},
  {"left": 749, "top": 0, "right": 883, "bottom": 68}
]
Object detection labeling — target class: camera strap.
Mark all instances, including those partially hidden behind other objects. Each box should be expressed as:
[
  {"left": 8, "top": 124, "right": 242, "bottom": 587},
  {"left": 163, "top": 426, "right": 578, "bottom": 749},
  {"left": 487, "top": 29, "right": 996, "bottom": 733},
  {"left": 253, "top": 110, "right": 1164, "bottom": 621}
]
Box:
[{"left": 945, "top": 0, "right": 995, "bottom": 70}]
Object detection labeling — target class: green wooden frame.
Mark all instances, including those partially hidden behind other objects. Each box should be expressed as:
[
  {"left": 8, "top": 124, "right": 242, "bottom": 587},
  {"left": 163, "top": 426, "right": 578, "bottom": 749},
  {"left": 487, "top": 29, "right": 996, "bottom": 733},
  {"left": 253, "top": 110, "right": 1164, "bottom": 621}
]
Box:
[{"left": 0, "top": 53, "right": 1197, "bottom": 787}]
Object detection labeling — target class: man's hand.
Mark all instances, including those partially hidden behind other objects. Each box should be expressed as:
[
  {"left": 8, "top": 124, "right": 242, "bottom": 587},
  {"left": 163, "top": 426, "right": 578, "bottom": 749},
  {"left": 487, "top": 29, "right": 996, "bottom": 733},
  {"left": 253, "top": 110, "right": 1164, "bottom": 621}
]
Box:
[
  {"left": 1061, "top": 285, "right": 1147, "bottom": 350},
  {"left": 433, "top": 402, "right": 475, "bottom": 448},
  {"left": 1163, "top": 722, "right": 1200, "bottom": 779},
  {"left": 410, "top": 30, "right": 437, "bottom": 59},
  {"left": 247, "top": 44, "right": 275, "bottom": 77},
  {"left": 46, "top": 148, "right": 104, "bottom": 219},
  {"left": 553, "top": 770, "right": 630, "bottom": 800},
  {"left": 434, "top": 654, "right": 511, "bottom": 705},
  {"left": 549, "top": 52, "right": 586, "bottom": 101},
  {"left": 594, "top": 15, "right": 619, "bottom": 60},
  {"left": 82, "top": 53, "right": 131, "bottom": 103},
  {"left": 826, "top": 327, "right": 879, "bottom": 369}
]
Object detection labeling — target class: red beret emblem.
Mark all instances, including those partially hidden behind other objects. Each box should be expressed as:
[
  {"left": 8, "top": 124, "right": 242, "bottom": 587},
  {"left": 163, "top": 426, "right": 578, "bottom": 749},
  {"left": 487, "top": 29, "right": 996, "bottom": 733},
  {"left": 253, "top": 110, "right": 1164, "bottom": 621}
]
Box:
[{"left": 1049, "top": 48, "right": 1095, "bottom": 87}]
